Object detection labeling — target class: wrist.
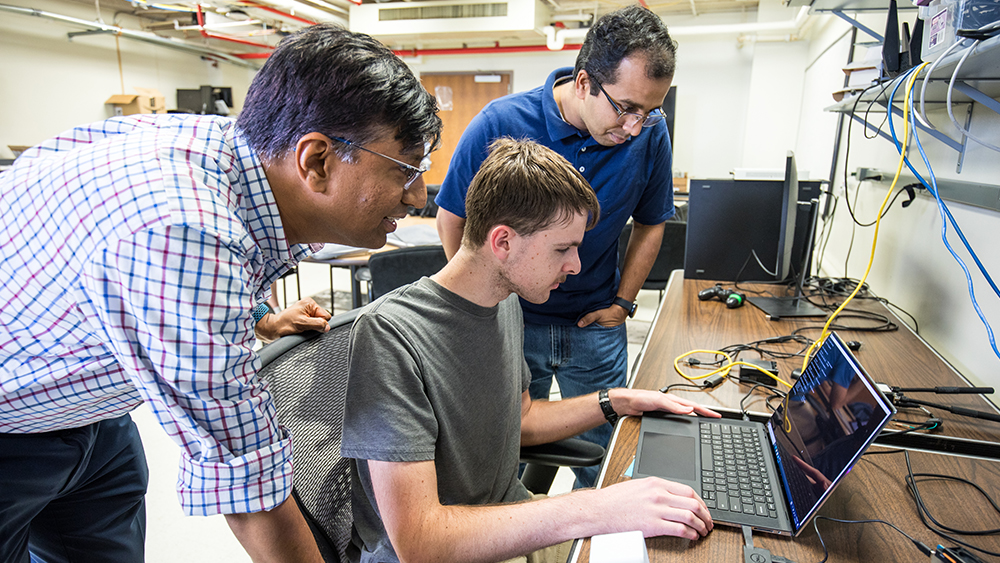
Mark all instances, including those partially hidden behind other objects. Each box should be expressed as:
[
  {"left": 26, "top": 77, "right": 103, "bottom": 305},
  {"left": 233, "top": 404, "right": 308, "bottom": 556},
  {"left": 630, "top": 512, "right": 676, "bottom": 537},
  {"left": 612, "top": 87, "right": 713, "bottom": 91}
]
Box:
[
  {"left": 612, "top": 296, "right": 637, "bottom": 318},
  {"left": 598, "top": 389, "right": 620, "bottom": 426},
  {"left": 254, "top": 312, "right": 279, "bottom": 342}
]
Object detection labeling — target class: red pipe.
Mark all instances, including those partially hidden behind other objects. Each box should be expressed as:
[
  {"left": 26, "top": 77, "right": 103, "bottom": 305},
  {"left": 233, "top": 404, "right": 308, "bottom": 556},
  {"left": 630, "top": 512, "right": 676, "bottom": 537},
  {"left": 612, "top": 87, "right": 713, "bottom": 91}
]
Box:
[
  {"left": 240, "top": 1, "right": 317, "bottom": 25},
  {"left": 233, "top": 40, "right": 583, "bottom": 60},
  {"left": 197, "top": 5, "right": 274, "bottom": 50},
  {"left": 393, "top": 43, "right": 581, "bottom": 57}
]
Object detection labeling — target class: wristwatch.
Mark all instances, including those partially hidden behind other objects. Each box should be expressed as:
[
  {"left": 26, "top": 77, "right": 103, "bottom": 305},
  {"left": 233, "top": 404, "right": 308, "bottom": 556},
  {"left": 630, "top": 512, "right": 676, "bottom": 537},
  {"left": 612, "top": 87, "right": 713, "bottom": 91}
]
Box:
[
  {"left": 612, "top": 296, "right": 637, "bottom": 318},
  {"left": 598, "top": 389, "right": 620, "bottom": 426},
  {"left": 251, "top": 302, "right": 272, "bottom": 324}
]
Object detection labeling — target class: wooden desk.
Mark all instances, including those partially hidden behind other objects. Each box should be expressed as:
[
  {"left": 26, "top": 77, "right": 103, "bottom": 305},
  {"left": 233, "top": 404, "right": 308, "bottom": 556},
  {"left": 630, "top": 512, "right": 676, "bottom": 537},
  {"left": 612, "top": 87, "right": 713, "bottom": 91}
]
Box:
[{"left": 569, "top": 271, "right": 1000, "bottom": 562}]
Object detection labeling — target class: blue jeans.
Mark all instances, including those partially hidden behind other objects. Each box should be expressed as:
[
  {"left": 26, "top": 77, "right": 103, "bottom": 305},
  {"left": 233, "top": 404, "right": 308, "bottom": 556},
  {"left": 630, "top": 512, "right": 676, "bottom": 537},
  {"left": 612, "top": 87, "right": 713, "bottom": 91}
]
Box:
[
  {"left": 523, "top": 322, "right": 628, "bottom": 488},
  {"left": 0, "top": 414, "right": 148, "bottom": 563}
]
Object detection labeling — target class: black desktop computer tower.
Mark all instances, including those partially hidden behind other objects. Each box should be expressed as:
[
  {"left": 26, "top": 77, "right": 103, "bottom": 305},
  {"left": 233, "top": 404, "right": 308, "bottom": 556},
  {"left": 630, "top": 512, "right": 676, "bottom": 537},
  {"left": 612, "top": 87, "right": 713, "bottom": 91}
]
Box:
[{"left": 683, "top": 179, "right": 823, "bottom": 282}]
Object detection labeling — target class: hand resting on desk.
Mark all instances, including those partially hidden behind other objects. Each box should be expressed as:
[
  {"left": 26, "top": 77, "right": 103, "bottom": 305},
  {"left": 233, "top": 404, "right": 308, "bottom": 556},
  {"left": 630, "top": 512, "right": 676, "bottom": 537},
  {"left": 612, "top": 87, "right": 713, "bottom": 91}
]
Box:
[{"left": 597, "top": 476, "right": 714, "bottom": 541}]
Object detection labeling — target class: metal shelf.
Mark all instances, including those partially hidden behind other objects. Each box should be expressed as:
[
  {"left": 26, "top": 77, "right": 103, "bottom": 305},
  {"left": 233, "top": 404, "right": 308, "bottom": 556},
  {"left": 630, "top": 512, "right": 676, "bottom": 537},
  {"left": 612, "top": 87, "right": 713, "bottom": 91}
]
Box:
[
  {"left": 826, "top": 34, "right": 1000, "bottom": 109},
  {"left": 824, "top": 34, "right": 1000, "bottom": 174}
]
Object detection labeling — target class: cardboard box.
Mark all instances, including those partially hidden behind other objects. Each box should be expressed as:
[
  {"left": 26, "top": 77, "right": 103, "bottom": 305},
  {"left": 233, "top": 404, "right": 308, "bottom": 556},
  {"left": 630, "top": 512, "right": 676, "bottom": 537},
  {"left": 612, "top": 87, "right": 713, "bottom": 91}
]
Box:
[
  {"left": 105, "top": 87, "right": 166, "bottom": 116},
  {"left": 672, "top": 176, "right": 688, "bottom": 193}
]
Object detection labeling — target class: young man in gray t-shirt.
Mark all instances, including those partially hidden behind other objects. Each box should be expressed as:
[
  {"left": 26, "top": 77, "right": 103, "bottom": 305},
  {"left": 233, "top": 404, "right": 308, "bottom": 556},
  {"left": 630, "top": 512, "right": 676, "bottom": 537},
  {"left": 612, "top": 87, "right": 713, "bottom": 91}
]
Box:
[{"left": 341, "top": 138, "right": 719, "bottom": 563}]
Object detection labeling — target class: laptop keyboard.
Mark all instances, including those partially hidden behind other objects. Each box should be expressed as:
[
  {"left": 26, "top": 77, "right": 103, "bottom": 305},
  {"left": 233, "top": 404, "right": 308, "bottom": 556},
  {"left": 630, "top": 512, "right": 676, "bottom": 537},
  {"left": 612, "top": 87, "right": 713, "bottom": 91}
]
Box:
[{"left": 699, "top": 422, "right": 780, "bottom": 520}]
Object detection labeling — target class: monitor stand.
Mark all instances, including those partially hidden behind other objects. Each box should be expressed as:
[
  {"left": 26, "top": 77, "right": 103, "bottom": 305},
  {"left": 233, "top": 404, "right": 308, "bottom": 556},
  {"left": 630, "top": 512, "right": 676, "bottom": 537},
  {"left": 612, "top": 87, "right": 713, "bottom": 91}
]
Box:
[{"left": 747, "top": 296, "right": 827, "bottom": 319}]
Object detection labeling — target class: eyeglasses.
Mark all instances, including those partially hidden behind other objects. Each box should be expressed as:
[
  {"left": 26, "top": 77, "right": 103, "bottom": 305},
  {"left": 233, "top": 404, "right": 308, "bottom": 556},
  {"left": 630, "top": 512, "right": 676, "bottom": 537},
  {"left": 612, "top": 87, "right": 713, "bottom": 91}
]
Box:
[
  {"left": 331, "top": 137, "right": 431, "bottom": 190},
  {"left": 593, "top": 81, "right": 664, "bottom": 129}
]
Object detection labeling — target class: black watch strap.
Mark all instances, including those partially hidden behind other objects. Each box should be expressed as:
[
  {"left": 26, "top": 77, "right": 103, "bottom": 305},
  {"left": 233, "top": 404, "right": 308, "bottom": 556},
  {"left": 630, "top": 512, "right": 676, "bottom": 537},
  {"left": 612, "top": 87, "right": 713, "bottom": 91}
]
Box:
[
  {"left": 613, "top": 296, "right": 637, "bottom": 318},
  {"left": 598, "top": 389, "right": 620, "bottom": 426}
]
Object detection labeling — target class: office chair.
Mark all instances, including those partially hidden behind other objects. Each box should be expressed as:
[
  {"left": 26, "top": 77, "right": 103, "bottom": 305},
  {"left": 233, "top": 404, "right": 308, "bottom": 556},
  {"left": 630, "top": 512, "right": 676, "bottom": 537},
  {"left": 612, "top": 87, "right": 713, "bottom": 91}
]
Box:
[
  {"left": 257, "top": 309, "right": 360, "bottom": 562},
  {"left": 618, "top": 213, "right": 687, "bottom": 300},
  {"left": 258, "top": 314, "right": 603, "bottom": 562},
  {"left": 366, "top": 245, "right": 449, "bottom": 301}
]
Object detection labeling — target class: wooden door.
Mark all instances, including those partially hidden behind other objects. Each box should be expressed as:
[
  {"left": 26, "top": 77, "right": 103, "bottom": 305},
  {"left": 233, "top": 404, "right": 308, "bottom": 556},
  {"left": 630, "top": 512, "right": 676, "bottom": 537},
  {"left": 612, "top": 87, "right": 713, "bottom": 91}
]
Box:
[{"left": 420, "top": 72, "right": 511, "bottom": 186}]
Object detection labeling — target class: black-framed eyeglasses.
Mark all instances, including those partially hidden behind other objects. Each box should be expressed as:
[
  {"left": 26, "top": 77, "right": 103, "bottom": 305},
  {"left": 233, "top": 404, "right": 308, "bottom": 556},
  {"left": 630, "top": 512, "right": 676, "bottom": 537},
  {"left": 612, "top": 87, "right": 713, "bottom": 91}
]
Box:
[
  {"left": 331, "top": 137, "right": 431, "bottom": 190},
  {"left": 593, "top": 81, "right": 664, "bottom": 129}
]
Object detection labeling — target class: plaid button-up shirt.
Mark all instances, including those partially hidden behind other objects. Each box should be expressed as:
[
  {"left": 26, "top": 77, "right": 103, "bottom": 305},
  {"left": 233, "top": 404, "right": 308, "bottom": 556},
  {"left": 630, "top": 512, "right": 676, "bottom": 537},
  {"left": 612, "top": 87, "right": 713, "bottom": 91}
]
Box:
[{"left": 0, "top": 114, "right": 321, "bottom": 516}]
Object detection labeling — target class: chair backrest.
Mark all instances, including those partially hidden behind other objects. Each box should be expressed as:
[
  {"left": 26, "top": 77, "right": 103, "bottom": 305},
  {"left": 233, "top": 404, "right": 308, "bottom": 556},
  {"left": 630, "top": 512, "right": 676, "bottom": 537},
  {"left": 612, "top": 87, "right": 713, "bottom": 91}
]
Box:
[
  {"left": 367, "top": 245, "right": 448, "bottom": 301},
  {"left": 618, "top": 219, "right": 687, "bottom": 291},
  {"left": 257, "top": 309, "right": 361, "bottom": 563}
]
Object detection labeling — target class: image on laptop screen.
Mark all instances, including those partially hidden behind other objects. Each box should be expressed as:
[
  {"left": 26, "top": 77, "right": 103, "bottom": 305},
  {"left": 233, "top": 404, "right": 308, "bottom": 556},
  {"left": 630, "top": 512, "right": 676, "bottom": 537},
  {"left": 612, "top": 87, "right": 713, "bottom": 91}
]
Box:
[{"left": 766, "top": 333, "right": 894, "bottom": 531}]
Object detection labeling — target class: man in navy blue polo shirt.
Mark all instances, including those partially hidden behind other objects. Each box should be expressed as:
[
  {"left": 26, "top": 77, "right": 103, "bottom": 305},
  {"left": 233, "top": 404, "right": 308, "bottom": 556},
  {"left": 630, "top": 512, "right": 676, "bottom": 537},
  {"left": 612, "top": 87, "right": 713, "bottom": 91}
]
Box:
[{"left": 435, "top": 4, "right": 677, "bottom": 488}]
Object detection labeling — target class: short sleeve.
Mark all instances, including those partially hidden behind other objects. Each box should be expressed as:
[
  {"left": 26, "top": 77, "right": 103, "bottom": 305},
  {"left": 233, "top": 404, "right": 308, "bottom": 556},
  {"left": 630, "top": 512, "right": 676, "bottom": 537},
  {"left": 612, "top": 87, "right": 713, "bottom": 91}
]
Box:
[
  {"left": 341, "top": 311, "right": 439, "bottom": 462},
  {"left": 631, "top": 128, "right": 675, "bottom": 225}
]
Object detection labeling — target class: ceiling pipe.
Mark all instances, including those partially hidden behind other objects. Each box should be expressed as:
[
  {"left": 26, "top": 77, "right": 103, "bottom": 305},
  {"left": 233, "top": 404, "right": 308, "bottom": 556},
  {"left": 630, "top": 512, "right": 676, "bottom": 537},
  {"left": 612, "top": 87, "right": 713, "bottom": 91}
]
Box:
[
  {"left": 542, "top": 25, "right": 589, "bottom": 50},
  {"left": 301, "top": 0, "right": 354, "bottom": 12},
  {"left": 0, "top": 3, "right": 260, "bottom": 68},
  {"left": 259, "top": 0, "right": 353, "bottom": 19},
  {"left": 240, "top": 0, "right": 318, "bottom": 25},
  {"left": 540, "top": 8, "right": 808, "bottom": 50},
  {"left": 669, "top": 7, "right": 810, "bottom": 37},
  {"left": 196, "top": 5, "right": 274, "bottom": 49},
  {"left": 394, "top": 42, "right": 582, "bottom": 57}
]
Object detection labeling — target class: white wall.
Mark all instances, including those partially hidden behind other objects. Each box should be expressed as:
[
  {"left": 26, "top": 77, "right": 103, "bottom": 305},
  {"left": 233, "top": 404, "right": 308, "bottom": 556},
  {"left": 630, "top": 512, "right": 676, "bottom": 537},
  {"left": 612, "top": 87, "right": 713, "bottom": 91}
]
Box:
[
  {"left": 0, "top": 0, "right": 257, "bottom": 159},
  {"left": 402, "top": 10, "right": 768, "bottom": 180},
  {"left": 796, "top": 14, "right": 1000, "bottom": 404}
]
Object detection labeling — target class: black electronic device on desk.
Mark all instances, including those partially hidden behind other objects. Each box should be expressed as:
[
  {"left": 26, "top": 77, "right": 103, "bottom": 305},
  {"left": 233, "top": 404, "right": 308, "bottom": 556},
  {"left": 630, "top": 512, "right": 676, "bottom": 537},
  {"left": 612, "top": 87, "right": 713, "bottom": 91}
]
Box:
[
  {"left": 746, "top": 153, "right": 825, "bottom": 319},
  {"left": 684, "top": 153, "right": 824, "bottom": 283},
  {"left": 698, "top": 284, "right": 746, "bottom": 308}
]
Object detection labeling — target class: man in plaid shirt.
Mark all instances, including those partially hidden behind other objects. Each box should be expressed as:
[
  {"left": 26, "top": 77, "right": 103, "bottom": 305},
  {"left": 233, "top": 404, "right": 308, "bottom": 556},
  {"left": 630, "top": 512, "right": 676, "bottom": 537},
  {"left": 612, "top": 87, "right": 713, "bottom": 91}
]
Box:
[{"left": 0, "top": 24, "right": 441, "bottom": 563}]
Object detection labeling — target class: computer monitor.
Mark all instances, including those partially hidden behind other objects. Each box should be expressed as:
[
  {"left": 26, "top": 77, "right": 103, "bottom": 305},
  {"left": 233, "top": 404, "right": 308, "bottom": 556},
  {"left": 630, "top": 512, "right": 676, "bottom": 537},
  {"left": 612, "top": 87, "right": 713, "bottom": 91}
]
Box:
[
  {"left": 684, "top": 155, "right": 823, "bottom": 282},
  {"left": 774, "top": 151, "right": 799, "bottom": 282},
  {"left": 662, "top": 85, "right": 677, "bottom": 146},
  {"left": 747, "top": 198, "right": 827, "bottom": 318}
]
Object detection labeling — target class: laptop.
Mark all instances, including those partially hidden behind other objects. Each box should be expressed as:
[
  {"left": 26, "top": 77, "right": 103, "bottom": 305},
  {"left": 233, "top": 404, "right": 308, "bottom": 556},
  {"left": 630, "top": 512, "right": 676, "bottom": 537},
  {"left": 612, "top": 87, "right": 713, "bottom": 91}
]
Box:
[{"left": 632, "top": 332, "right": 895, "bottom": 536}]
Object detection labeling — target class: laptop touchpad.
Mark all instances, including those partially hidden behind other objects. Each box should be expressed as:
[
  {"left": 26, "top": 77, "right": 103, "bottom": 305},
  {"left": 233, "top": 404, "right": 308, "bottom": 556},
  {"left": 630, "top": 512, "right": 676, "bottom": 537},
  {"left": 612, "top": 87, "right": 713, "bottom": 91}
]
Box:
[{"left": 636, "top": 433, "right": 696, "bottom": 481}]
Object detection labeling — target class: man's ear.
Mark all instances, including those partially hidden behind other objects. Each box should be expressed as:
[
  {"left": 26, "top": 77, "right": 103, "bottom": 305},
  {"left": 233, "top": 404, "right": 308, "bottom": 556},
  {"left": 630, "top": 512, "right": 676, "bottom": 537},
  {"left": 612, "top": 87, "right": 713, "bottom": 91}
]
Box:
[
  {"left": 294, "top": 133, "right": 340, "bottom": 193},
  {"left": 574, "top": 69, "right": 592, "bottom": 100},
  {"left": 487, "top": 224, "right": 516, "bottom": 262}
]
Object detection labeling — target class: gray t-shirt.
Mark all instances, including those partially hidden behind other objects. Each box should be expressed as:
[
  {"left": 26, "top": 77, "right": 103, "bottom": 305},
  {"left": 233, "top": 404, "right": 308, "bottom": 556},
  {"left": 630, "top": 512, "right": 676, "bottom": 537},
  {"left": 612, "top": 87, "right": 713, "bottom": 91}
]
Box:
[{"left": 341, "top": 277, "right": 532, "bottom": 562}]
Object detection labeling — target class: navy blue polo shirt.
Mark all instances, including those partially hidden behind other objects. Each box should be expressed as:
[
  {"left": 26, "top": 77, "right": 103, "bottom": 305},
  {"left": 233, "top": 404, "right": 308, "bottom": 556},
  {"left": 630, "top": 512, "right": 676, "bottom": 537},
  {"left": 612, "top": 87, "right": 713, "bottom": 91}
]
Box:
[{"left": 436, "top": 67, "right": 674, "bottom": 325}]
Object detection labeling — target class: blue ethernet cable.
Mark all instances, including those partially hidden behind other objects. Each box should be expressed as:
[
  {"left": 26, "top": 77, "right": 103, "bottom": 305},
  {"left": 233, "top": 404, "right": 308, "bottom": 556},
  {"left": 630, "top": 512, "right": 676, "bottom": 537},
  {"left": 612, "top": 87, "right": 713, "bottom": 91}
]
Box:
[
  {"left": 886, "top": 67, "right": 1000, "bottom": 303},
  {"left": 884, "top": 67, "right": 1000, "bottom": 360}
]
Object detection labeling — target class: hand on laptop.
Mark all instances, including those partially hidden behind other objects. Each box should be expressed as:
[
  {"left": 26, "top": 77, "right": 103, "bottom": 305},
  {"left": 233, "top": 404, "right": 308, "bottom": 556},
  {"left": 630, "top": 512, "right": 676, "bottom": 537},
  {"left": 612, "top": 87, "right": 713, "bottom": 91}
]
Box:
[
  {"left": 608, "top": 388, "right": 722, "bottom": 419},
  {"left": 596, "top": 477, "right": 714, "bottom": 540}
]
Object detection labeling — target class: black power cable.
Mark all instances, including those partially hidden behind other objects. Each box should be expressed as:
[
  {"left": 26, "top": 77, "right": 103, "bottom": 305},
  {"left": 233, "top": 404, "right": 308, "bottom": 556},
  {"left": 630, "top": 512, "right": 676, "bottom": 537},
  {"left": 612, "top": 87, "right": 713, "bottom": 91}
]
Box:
[
  {"left": 904, "top": 450, "right": 1000, "bottom": 558},
  {"left": 812, "top": 515, "right": 933, "bottom": 563}
]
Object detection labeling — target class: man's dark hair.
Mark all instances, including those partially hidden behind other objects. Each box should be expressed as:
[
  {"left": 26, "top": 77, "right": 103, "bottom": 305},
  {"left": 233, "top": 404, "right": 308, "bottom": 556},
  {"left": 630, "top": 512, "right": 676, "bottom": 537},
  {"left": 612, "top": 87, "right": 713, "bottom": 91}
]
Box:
[
  {"left": 464, "top": 138, "right": 600, "bottom": 249},
  {"left": 574, "top": 5, "right": 678, "bottom": 95},
  {"left": 238, "top": 24, "right": 442, "bottom": 161}
]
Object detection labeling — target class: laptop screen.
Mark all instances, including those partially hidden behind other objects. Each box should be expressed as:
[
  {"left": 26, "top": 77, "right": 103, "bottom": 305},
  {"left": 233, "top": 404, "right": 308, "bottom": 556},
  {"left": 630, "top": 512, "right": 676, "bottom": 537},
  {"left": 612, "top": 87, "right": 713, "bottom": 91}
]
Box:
[{"left": 765, "top": 332, "right": 894, "bottom": 531}]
